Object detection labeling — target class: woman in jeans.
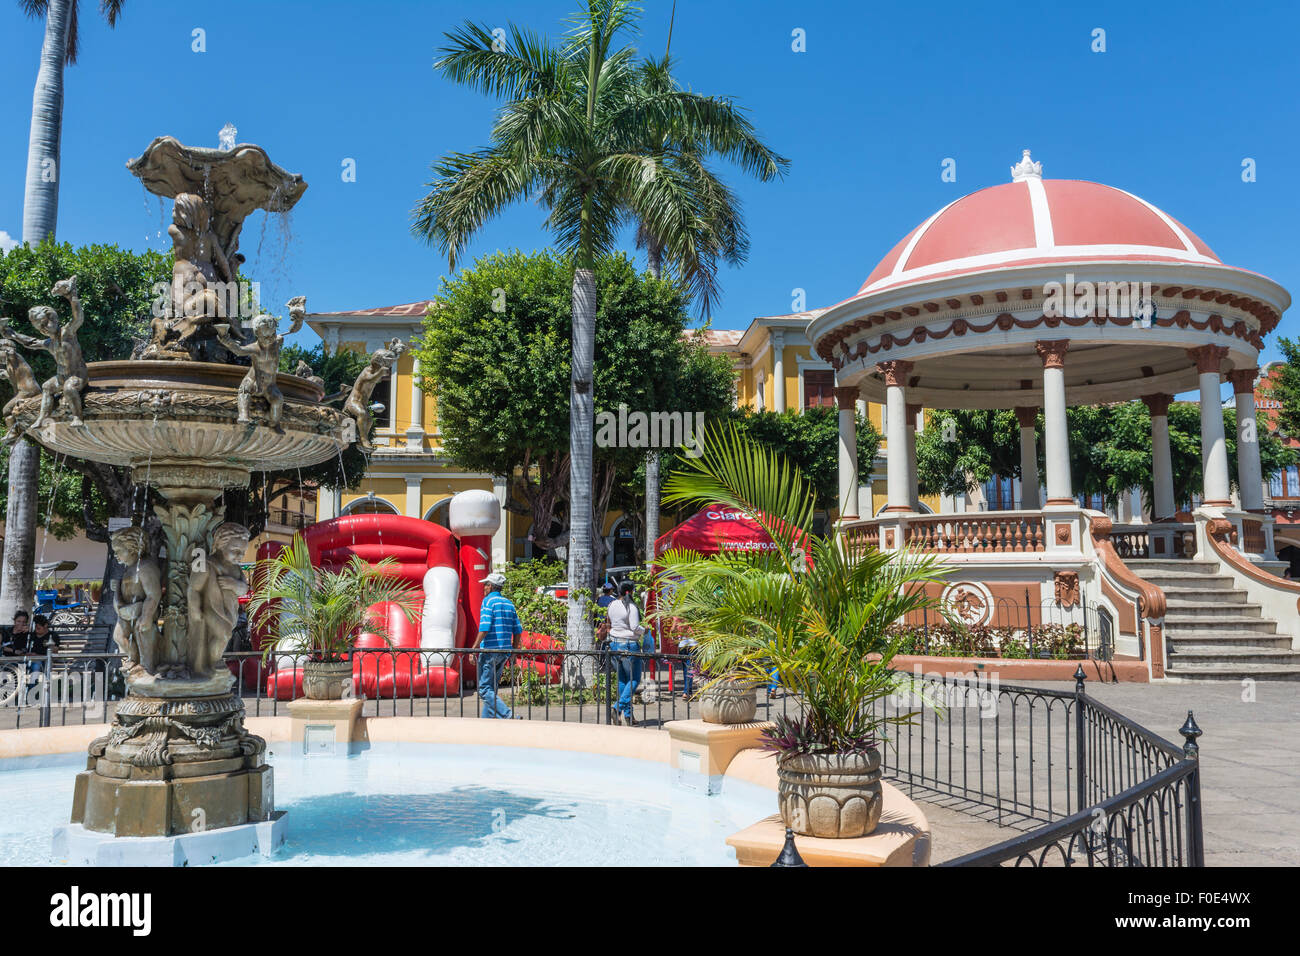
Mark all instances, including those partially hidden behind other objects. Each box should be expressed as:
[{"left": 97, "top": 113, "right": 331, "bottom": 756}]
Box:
[{"left": 606, "top": 583, "right": 643, "bottom": 726}]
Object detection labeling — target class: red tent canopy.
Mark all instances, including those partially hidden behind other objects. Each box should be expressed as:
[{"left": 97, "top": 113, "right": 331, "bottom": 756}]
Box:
[{"left": 653, "top": 505, "right": 781, "bottom": 558}]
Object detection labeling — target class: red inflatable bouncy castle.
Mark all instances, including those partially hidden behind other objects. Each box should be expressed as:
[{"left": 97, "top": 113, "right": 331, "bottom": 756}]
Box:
[{"left": 260, "top": 488, "right": 502, "bottom": 701}]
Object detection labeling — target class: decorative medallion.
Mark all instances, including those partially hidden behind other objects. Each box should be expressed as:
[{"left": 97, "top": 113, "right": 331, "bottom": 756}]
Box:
[
  {"left": 1054, "top": 571, "right": 1080, "bottom": 609},
  {"left": 940, "top": 581, "right": 994, "bottom": 627}
]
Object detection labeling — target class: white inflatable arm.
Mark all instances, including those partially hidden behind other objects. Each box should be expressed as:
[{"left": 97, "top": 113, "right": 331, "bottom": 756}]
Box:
[
  {"left": 448, "top": 489, "right": 501, "bottom": 538},
  {"left": 421, "top": 566, "right": 461, "bottom": 654}
]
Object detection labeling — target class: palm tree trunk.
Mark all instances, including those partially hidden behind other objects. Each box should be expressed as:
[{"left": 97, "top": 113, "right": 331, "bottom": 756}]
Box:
[
  {"left": 644, "top": 240, "right": 664, "bottom": 568},
  {"left": 566, "top": 266, "right": 597, "bottom": 652},
  {"left": 23, "top": 0, "right": 69, "bottom": 244},
  {"left": 3, "top": 2, "right": 70, "bottom": 621},
  {"left": 0, "top": 441, "right": 42, "bottom": 622}
]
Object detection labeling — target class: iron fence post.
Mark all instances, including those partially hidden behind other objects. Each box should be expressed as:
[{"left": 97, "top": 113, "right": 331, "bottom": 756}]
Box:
[
  {"left": 1074, "top": 664, "right": 1087, "bottom": 813},
  {"left": 603, "top": 649, "right": 613, "bottom": 725},
  {"left": 41, "top": 647, "right": 53, "bottom": 728},
  {"left": 922, "top": 605, "right": 929, "bottom": 656},
  {"left": 1180, "top": 710, "right": 1205, "bottom": 867},
  {"left": 1026, "top": 588, "right": 1035, "bottom": 657}
]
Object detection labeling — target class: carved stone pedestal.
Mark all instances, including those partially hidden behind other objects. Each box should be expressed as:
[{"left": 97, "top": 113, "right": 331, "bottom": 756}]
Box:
[{"left": 70, "top": 689, "right": 272, "bottom": 838}]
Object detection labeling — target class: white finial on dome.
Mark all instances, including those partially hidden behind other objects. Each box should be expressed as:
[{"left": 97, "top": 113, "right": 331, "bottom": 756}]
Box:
[{"left": 1011, "top": 149, "right": 1042, "bottom": 182}]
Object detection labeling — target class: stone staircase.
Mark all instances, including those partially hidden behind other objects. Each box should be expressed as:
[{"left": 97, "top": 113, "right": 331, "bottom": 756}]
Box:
[{"left": 1126, "top": 560, "right": 1300, "bottom": 681}]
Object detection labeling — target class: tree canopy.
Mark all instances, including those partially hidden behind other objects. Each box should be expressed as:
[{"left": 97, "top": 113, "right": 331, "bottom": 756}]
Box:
[
  {"left": 413, "top": 249, "right": 736, "bottom": 560},
  {"left": 1268, "top": 338, "right": 1300, "bottom": 441}
]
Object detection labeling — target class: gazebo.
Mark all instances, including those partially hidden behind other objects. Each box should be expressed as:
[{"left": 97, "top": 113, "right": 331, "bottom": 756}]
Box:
[{"left": 809, "top": 151, "right": 1300, "bottom": 679}]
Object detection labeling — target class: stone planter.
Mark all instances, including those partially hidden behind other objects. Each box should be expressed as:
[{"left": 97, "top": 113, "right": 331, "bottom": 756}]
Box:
[
  {"left": 302, "top": 659, "right": 353, "bottom": 701},
  {"left": 698, "top": 679, "right": 757, "bottom": 724},
  {"left": 777, "top": 749, "right": 883, "bottom": 838}
]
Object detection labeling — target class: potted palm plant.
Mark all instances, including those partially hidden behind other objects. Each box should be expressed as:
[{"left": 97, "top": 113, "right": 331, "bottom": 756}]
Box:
[
  {"left": 247, "top": 538, "right": 421, "bottom": 700},
  {"left": 656, "top": 424, "right": 950, "bottom": 838}
]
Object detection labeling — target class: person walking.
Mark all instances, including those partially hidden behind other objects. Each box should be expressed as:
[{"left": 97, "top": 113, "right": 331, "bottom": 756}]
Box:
[
  {"left": 607, "top": 582, "right": 643, "bottom": 726},
  {"left": 472, "top": 572, "right": 521, "bottom": 719}
]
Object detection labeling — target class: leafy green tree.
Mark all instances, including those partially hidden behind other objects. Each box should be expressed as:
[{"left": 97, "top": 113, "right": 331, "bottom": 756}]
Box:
[
  {"left": 414, "top": 249, "right": 735, "bottom": 568},
  {"left": 1268, "top": 338, "right": 1300, "bottom": 440},
  {"left": 411, "top": 0, "right": 786, "bottom": 650},
  {"left": 0, "top": 240, "right": 168, "bottom": 623},
  {"left": 915, "top": 409, "right": 1022, "bottom": 498}
]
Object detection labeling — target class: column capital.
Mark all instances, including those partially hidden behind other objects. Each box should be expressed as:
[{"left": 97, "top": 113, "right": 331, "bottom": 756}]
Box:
[
  {"left": 770, "top": 328, "right": 786, "bottom": 347},
  {"left": 833, "top": 384, "right": 860, "bottom": 407},
  {"left": 1035, "top": 339, "right": 1070, "bottom": 369},
  {"left": 906, "top": 402, "right": 922, "bottom": 420},
  {"left": 1013, "top": 405, "right": 1038, "bottom": 428},
  {"left": 875, "top": 360, "right": 914, "bottom": 387},
  {"left": 1186, "top": 344, "right": 1230, "bottom": 375},
  {"left": 1141, "top": 393, "right": 1173, "bottom": 417},
  {"left": 1226, "top": 367, "right": 1259, "bottom": 395}
]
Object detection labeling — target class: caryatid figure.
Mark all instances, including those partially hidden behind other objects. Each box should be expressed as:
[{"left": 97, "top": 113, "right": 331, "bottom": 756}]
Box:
[
  {"left": 110, "top": 526, "right": 164, "bottom": 675},
  {"left": 186, "top": 522, "right": 250, "bottom": 677}
]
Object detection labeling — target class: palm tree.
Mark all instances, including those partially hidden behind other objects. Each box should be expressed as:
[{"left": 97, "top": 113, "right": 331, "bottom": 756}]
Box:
[
  {"left": 2, "top": 1, "right": 128, "bottom": 624},
  {"left": 412, "top": 0, "right": 786, "bottom": 653}
]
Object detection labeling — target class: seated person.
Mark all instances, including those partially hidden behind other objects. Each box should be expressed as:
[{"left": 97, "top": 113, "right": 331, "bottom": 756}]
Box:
[
  {"left": 29, "top": 614, "right": 60, "bottom": 657},
  {"left": 1, "top": 610, "right": 31, "bottom": 655}
]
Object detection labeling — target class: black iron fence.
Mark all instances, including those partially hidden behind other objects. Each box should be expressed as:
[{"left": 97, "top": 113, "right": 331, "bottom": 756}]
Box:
[
  {"left": 891, "top": 592, "right": 1114, "bottom": 661},
  {"left": 1, "top": 647, "right": 1201, "bottom": 867}
]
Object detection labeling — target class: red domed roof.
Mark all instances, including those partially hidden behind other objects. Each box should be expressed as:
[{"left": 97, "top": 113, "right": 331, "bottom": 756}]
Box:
[{"left": 860, "top": 163, "right": 1221, "bottom": 297}]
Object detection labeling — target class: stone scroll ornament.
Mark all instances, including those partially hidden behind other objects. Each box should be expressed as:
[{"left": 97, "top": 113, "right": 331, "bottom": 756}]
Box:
[
  {"left": 0, "top": 275, "right": 90, "bottom": 429},
  {"left": 110, "top": 527, "right": 164, "bottom": 676},
  {"left": 344, "top": 337, "right": 407, "bottom": 452},
  {"left": 214, "top": 295, "right": 307, "bottom": 428}
]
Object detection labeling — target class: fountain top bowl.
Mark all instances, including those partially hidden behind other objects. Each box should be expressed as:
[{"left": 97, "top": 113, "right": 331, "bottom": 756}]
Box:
[{"left": 127, "top": 135, "right": 307, "bottom": 218}]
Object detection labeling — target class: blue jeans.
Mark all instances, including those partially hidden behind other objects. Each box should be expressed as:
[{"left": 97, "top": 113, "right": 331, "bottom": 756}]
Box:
[
  {"left": 631, "top": 634, "right": 655, "bottom": 686},
  {"left": 610, "top": 641, "right": 638, "bottom": 719},
  {"left": 477, "top": 651, "right": 514, "bottom": 719}
]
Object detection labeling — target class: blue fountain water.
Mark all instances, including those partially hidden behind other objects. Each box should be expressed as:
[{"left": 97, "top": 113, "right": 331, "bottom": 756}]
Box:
[{"left": 1, "top": 743, "right": 775, "bottom": 866}]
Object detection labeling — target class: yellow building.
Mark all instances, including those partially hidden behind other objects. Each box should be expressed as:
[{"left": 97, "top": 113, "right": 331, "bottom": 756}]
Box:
[{"left": 306, "top": 302, "right": 936, "bottom": 569}]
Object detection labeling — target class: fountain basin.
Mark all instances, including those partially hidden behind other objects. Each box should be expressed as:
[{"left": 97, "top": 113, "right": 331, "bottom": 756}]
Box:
[{"left": 15, "top": 360, "right": 345, "bottom": 483}]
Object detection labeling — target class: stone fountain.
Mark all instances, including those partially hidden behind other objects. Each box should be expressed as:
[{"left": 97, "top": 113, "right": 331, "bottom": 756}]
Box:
[{"left": 4, "top": 133, "right": 351, "bottom": 865}]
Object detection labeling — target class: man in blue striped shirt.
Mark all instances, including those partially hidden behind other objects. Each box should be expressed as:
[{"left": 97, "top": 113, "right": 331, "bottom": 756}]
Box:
[{"left": 473, "top": 572, "right": 522, "bottom": 719}]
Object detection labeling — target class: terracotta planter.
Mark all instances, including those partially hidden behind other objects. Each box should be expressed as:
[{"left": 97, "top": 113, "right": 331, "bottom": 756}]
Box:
[
  {"left": 698, "top": 679, "right": 757, "bottom": 724},
  {"left": 302, "top": 659, "right": 352, "bottom": 700},
  {"left": 777, "top": 749, "right": 883, "bottom": 838}
]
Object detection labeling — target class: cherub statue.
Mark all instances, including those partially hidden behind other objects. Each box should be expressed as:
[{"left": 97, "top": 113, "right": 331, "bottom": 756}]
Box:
[
  {"left": 110, "top": 526, "right": 163, "bottom": 677},
  {"left": 293, "top": 359, "right": 325, "bottom": 390},
  {"left": 170, "top": 192, "right": 234, "bottom": 326},
  {"left": 0, "top": 275, "right": 89, "bottom": 428},
  {"left": 0, "top": 339, "right": 42, "bottom": 443},
  {"left": 186, "top": 522, "right": 250, "bottom": 677},
  {"left": 214, "top": 295, "right": 306, "bottom": 427},
  {"left": 343, "top": 337, "right": 406, "bottom": 452}
]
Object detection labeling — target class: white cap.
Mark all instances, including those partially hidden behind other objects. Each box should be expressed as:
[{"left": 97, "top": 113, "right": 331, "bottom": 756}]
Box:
[{"left": 480, "top": 572, "right": 507, "bottom": 587}]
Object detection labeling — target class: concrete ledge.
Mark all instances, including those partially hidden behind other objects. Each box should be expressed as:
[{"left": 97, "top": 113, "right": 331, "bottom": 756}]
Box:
[
  {"left": 892, "top": 655, "right": 1148, "bottom": 683},
  {"left": 727, "top": 782, "right": 931, "bottom": 867},
  {"left": 664, "top": 719, "right": 772, "bottom": 794},
  {"left": 52, "top": 811, "right": 287, "bottom": 866},
  {"left": 356, "top": 715, "right": 672, "bottom": 764},
  {"left": 286, "top": 698, "right": 365, "bottom": 753}
]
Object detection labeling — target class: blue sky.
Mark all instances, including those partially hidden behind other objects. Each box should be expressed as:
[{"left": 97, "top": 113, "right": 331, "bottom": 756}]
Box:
[{"left": 2, "top": 0, "right": 1298, "bottom": 366}]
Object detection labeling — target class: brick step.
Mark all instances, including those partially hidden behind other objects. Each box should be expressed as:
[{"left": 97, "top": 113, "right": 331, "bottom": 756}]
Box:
[
  {"left": 1135, "top": 574, "right": 1239, "bottom": 590},
  {"left": 1161, "top": 601, "right": 1262, "bottom": 618},
  {"left": 1168, "top": 632, "right": 1294, "bottom": 649},
  {"left": 1164, "top": 664, "right": 1300, "bottom": 681},
  {"left": 1125, "top": 560, "right": 1221, "bottom": 574},
  {"left": 1159, "top": 587, "right": 1249, "bottom": 604},
  {"left": 1165, "top": 616, "right": 1277, "bottom": 634},
  {"left": 1168, "top": 647, "right": 1300, "bottom": 665}
]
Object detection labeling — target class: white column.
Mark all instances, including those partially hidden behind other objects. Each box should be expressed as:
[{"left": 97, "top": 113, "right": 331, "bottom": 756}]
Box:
[
  {"left": 406, "top": 356, "right": 426, "bottom": 450},
  {"left": 1189, "top": 346, "right": 1231, "bottom": 506},
  {"left": 772, "top": 330, "right": 787, "bottom": 413},
  {"left": 1036, "top": 341, "right": 1073, "bottom": 506},
  {"left": 1229, "top": 368, "right": 1264, "bottom": 511},
  {"left": 906, "top": 403, "right": 920, "bottom": 510},
  {"left": 835, "top": 383, "right": 861, "bottom": 519},
  {"left": 877, "top": 361, "right": 914, "bottom": 513},
  {"left": 405, "top": 477, "right": 422, "bottom": 518},
  {"left": 1014, "top": 406, "right": 1040, "bottom": 510},
  {"left": 1143, "top": 393, "right": 1176, "bottom": 521}
]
